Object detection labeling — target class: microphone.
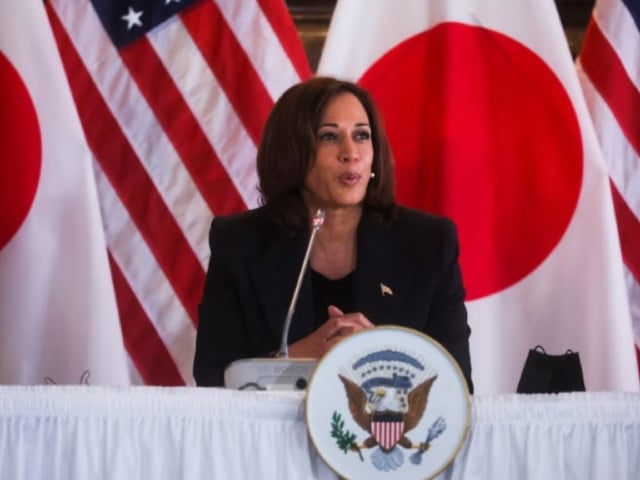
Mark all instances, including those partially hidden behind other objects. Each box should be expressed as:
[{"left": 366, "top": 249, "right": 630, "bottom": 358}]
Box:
[{"left": 223, "top": 209, "right": 325, "bottom": 391}]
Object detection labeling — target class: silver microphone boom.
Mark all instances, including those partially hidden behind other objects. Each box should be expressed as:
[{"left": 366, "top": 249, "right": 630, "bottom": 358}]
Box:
[{"left": 278, "top": 208, "right": 325, "bottom": 357}]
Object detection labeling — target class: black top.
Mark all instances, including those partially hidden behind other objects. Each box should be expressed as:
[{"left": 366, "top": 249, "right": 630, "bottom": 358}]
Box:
[{"left": 310, "top": 269, "right": 355, "bottom": 328}]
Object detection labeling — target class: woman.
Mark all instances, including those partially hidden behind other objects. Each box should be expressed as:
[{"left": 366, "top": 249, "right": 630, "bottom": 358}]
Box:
[{"left": 194, "top": 77, "right": 473, "bottom": 391}]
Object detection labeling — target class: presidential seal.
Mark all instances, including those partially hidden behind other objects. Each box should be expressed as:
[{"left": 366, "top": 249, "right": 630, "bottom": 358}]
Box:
[{"left": 306, "top": 326, "right": 470, "bottom": 480}]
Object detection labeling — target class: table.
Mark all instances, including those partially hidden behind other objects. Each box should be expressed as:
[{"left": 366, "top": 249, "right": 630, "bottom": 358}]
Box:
[{"left": 0, "top": 387, "right": 638, "bottom": 479}]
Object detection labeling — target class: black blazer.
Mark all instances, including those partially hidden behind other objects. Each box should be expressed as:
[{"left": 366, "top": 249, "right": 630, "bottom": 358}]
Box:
[{"left": 194, "top": 205, "right": 473, "bottom": 392}]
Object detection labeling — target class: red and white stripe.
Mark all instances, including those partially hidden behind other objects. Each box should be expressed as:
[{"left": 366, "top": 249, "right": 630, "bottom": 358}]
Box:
[
  {"left": 46, "top": 0, "right": 311, "bottom": 385},
  {"left": 372, "top": 420, "right": 405, "bottom": 451},
  {"left": 577, "top": 0, "right": 640, "bottom": 366}
]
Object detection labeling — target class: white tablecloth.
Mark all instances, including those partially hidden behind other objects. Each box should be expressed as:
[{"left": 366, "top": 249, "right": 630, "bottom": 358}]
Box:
[{"left": 0, "top": 387, "right": 638, "bottom": 479}]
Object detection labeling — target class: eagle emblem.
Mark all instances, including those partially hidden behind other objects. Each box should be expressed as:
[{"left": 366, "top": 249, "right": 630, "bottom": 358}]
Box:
[{"left": 331, "top": 349, "right": 447, "bottom": 471}]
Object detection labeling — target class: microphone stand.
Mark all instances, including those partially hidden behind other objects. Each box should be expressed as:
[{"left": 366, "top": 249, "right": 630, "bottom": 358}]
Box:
[
  {"left": 278, "top": 208, "right": 325, "bottom": 357},
  {"left": 224, "top": 208, "right": 325, "bottom": 391}
]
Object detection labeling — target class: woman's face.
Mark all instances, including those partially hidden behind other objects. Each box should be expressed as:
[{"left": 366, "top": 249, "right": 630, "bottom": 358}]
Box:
[{"left": 304, "top": 92, "right": 374, "bottom": 210}]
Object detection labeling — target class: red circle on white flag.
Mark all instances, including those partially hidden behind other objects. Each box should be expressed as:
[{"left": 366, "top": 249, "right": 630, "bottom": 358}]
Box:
[
  {"left": 360, "top": 22, "right": 582, "bottom": 300},
  {"left": 0, "top": 52, "right": 42, "bottom": 250}
]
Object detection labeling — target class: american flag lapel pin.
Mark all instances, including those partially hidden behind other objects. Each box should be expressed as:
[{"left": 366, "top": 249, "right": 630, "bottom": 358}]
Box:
[{"left": 380, "top": 283, "right": 393, "bottom": 296}]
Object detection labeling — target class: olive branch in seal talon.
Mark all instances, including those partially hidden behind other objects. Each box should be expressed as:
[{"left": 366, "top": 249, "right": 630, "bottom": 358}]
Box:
[{"left": 330, "top": 411, "right": 364, "bottom": 461}]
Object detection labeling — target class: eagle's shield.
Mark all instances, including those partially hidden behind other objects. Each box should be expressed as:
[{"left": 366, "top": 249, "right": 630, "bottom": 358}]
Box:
[{"left": 371, "top": 412, "right": 404, "bottom": 451}]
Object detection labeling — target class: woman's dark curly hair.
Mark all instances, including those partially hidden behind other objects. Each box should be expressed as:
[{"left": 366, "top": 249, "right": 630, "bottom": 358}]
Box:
[{"left": 257, "top": 76, "right": 396, "bottom": 231}]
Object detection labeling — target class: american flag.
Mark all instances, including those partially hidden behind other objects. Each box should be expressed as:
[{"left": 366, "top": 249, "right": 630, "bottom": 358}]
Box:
[
  {"left": 45, "top": 0, "right": 311, "bottom": 385},
  {"left": 577, "top": 0, "right": 640, "bottom": 367}
]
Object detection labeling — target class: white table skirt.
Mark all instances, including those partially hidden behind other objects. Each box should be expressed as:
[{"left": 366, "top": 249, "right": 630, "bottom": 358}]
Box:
[{"left": 0, "top": 387, "right": 638, "bottom": 479}]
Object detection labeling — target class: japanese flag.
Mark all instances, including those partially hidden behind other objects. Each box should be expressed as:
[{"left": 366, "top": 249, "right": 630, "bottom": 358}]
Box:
[
  {"left": 0, "top": 1, "right": 129, "bottom": 385},
  {"left": 318, "top": 0, "right": 639, "bottom": 393}
]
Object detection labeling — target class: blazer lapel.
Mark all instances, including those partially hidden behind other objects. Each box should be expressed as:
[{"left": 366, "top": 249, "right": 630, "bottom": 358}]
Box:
[
  {"left": 248, "top": 229, "right": 314, "bottom": 343},
  {"left": 353, "top": 218, "right": 411, "bottom": 326}
]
